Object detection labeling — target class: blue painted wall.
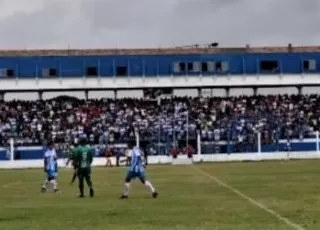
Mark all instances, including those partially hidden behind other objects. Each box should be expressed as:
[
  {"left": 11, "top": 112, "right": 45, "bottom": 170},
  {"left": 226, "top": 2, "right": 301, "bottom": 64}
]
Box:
[
  {"left": 0, "top": 53, "right": 319, "bottom": 78},
  {"left": 0, "top": 147, "right": 96, "bottom": 161},
  {"left": 0, "top": 149, "right": 9, "bottom": 160}
]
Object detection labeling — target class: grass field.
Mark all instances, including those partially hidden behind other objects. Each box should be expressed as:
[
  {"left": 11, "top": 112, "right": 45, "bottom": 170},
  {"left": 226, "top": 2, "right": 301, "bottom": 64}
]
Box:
[{"left": 0, "top": 160, "right": 320, "bottom": 230}]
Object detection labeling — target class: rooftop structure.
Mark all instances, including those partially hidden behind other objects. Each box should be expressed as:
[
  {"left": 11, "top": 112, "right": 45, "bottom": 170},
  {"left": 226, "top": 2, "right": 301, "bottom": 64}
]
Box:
[{"left": 0, "top": 45, "right": 319, "bottom": 56}]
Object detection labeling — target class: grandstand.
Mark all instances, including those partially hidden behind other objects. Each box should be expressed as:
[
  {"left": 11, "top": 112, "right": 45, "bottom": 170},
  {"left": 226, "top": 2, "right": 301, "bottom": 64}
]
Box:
[
  {"left": 0, "top": 44, "right": 320, "bottom": 162},
  {"left": 1, "top": 44, "right": 320, "bottom": 229}
]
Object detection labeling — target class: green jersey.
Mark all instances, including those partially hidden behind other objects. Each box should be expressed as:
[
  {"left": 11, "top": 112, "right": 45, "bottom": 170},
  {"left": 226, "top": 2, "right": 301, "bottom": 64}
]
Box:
[{"left": 72, "top": 145, "right": 94, "bottom": 169}]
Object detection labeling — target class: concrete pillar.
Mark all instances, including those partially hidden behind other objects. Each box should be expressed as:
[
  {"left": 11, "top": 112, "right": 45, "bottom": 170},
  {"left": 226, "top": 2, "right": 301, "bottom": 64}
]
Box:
[
  {"left": 253, "top": 87, "right": 258, "bottom": 96},
  {"left": 38, "top": 91, "right": 43, "bottom": 100},
  {"left": 297, "top": 86, "right": 302, "bottom": 95},
  {"left": 225, "top": 87, "right": 230, "bottom": 97},
  {"left": 197, "top": 88, "right": 202, "bottom": 97},
  {"left": 114, "top": 89, "right": 118, "bottom": 99},
  {"left": 0, "top": 92, "right": 5, "bottom": 101},
  {"left": 85, "top": 90, "right": 89, "bottom": 100}
]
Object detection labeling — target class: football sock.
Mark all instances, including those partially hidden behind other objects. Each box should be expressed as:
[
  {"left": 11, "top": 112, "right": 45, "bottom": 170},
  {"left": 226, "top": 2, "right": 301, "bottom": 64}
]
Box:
[
  {"left": 123, "top": 183, "right": 130, "bottom": 196},
  {"left": 51, "top": 179, "right": 58, "bottom": 190},
  {"left": 42, "top": 179, "right": 48, "bottom": 189},
  {"left": 145, "top": 180, "right": 155, "bottom": 193}
]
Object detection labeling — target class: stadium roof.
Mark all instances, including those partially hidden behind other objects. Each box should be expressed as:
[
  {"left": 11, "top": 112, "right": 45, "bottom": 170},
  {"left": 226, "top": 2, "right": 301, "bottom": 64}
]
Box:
[{"left": 0, "top": 46, "right": 319, "bottom": 56}]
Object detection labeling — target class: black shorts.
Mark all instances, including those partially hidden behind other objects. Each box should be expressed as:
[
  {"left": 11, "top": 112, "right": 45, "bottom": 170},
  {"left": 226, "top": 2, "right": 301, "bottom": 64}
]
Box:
[
  {"left": 77, "top": 168, "right": 91, "bottom": 177},
  {"left": 47, "top": 176, "right": 56, "bottom": 181}
]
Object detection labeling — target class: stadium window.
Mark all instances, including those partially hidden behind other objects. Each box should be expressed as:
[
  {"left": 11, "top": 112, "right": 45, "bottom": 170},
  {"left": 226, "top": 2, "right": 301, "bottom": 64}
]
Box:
[
  {"left": 0, "top": 68, "right": 7, "bottom": 77},
  {"left": 173, "top": 62, "right": 180, "bottom": 73},
  {"left": 193, "top": 62, "right": 200, "bottom": 72},
  {"left": 221, "top": 61, "right": 229, "bottom": 72},
  {"left": 201, "top": 62, "right": 208, "bottom": 72},
  {"left": 86, "top": 67, "right": 97, "bottom": 77},
  {"left": 187, "top": 62, "right": 193, "bottom": 71},
  {"left": 207, "top": 62, "right": 215, "bottom": 71},
  {"left": 42, "top": 68, "right": 56, "bottom": 77},
  {"left": 303, "top": 59, "right": 316, "bottom": 71},
  {"left": 260, "top": 60, "right": 279, "bottom": 72},
  {"left": 116, "top": 66, "right": 127, "bottom": 76},
  {"left": 49, "top": 68, "right": 57, "bottom": 77},
  {"left": 42, "top": 68, "right": 49, "bottom": 77},
  {"left": 215, "top": 62, "right": 222, "bottom": 71},
  {"left": 7, "top": 69, "right": 14, "bottom": 77},
  {"left": 179, "top": 62, "right": 186, "bottom": 72}
]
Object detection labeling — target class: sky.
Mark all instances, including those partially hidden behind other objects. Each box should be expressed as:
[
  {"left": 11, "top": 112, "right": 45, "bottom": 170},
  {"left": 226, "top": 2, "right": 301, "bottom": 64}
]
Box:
[
  {"left": 0, "top": 0, "right": 319, "bottom": 49},
  {"left": 0, "top": 0, "right": 319, "bottom": 100}
]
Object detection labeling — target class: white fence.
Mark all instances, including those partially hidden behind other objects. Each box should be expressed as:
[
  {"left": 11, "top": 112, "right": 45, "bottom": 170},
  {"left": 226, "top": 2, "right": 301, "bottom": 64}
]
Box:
[
  {"left": 1, "top": 151, "right": 320, "bottom": 169},
  {"left": 0, "top": 131, "right": 320, "bottom": 169},
  {"left": 135, "top": 131, "right": 320, "bottom": 156}
]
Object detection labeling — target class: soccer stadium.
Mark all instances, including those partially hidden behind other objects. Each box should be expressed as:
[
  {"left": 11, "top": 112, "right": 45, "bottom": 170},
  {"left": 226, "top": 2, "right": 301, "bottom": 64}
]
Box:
[{"left": 1, "top": 44, "right": 320, "bottom": 230}]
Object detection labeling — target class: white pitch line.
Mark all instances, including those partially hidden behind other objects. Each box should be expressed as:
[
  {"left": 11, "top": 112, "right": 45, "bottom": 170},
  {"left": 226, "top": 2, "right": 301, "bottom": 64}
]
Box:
[
  {"left": 192, "top": 166, "right": 305, "bottom": 230},
  {"left": 2, "top": 181, "right": 23, "bottom": 188}
]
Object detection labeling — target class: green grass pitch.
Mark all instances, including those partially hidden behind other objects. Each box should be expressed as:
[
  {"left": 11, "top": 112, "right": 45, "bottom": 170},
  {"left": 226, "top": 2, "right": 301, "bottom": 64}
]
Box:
[{"left": 0, "top": 160, "right": 320, "bottom": 230}]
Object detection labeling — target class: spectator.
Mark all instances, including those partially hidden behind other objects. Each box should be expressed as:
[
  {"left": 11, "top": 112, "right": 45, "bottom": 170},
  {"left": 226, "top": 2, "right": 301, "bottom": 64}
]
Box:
[{"left": 0, "top": 94, "right": 318, "bottom": 155}]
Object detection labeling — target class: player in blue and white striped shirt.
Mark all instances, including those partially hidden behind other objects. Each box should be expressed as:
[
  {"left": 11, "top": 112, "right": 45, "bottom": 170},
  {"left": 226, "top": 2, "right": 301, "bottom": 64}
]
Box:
[
  {"left": 120, "top": 144, "right": 158, "bottom": 199},
  {"left": 41, "top": 141, "right": 59, "bottom": 192}
]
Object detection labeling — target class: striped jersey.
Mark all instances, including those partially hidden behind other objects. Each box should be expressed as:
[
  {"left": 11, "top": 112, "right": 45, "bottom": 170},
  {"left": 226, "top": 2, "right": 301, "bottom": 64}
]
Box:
[
  {"left": 129, "top": 147, "right": 144, "bottom": 172},
  {"left": 44, "top": 148, "right": 57, "bottom": 172}
]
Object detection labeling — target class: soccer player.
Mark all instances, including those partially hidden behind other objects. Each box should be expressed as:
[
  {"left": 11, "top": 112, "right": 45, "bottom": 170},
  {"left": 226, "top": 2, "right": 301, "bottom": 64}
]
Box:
[
  {"left": 72, "top": 138, "right": 94, "bottom": 198},
  {"left": 66, "top": 145, "right": 78, "bottom": 185},
  {"left": 120, "top": 145, "right": 158, "bottom": 199},
  {"left": 103, "top": 145, "right": 113, "bottom": 167},
  {"left": 41, "top": 141, "right": 59, "bottom": 192}
]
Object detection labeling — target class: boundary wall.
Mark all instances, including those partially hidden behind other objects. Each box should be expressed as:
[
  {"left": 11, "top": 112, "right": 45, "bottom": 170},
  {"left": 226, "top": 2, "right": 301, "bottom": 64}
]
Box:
[{"left": 0, "top": 151, "right": 320, "bottom": 169}]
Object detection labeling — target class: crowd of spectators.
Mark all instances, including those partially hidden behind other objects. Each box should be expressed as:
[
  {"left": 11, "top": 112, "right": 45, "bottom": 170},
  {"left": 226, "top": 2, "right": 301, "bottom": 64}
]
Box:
[{"left": 0, "top": 94, "right": 319, "bottom": 154}]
